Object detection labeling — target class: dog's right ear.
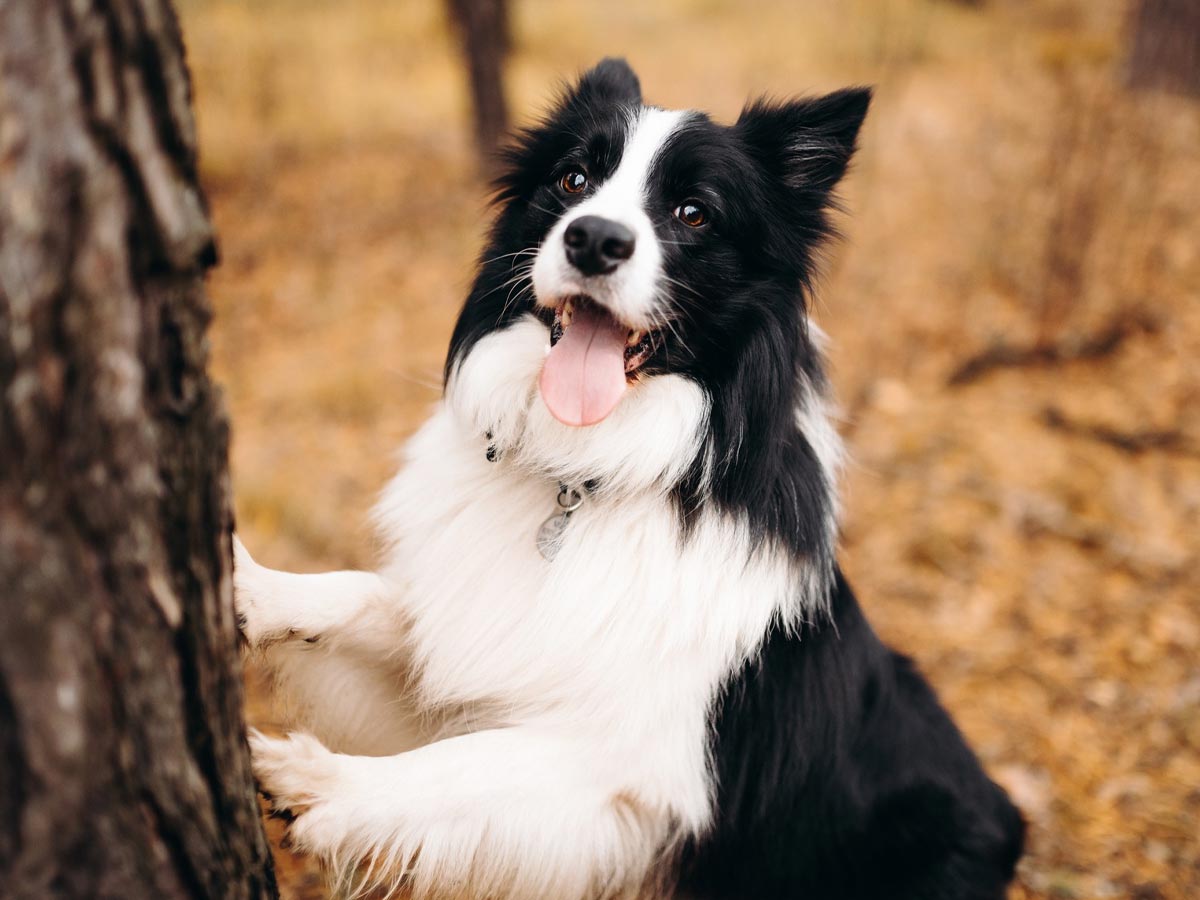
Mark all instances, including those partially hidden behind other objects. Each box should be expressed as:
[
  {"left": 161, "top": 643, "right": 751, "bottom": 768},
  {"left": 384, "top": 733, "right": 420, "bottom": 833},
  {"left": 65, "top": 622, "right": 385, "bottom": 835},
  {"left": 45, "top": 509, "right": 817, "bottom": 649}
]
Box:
[{"left": 571, "top": 57, "right": 642, "bottom": 107}]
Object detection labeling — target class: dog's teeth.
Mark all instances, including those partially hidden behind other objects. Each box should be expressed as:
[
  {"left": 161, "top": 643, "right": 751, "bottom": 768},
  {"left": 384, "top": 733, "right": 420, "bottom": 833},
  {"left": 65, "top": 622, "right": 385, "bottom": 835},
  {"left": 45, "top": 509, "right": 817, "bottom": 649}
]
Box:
[
  {"left": 562, "top": 299, "right": 574, "bottom": 327},
  {"left": 627, "top": 330, "right": 643, "bottom": 347}
]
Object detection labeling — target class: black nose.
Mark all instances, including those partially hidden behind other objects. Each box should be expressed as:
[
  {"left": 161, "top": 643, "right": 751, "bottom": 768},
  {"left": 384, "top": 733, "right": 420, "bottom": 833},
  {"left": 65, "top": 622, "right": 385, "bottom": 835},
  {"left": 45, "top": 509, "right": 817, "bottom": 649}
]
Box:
[{"left": 563, "top": 215, "right": 636, "bottom": 276}]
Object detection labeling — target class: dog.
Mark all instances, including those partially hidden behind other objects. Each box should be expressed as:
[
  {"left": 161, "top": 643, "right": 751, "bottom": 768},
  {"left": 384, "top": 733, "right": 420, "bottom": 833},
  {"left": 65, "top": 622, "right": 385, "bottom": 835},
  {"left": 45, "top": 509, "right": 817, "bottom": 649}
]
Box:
[{"left": 236, "top": 58, "right": 1025, "bottom": 900}]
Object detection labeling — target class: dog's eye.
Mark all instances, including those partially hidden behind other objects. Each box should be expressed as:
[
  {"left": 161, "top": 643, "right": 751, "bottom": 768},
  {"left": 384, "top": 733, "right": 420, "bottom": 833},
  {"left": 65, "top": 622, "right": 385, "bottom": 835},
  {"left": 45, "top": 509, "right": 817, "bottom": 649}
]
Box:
[
  {"left": 559, "top": 169, "right": 588, "bottom": 194},
  {"left": 674, "top": 202, "right": 707, "bottom": 228}
]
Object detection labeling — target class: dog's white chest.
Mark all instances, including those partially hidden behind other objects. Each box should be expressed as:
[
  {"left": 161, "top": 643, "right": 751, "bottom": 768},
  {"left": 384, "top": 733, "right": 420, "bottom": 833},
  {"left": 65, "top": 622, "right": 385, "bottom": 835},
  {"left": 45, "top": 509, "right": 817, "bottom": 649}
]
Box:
[
  {"left": 378, "top": 428, "right": 654, "bottom": 706},
  {"left": 372, "top": 404, "right": 790, "bottom": 718}
]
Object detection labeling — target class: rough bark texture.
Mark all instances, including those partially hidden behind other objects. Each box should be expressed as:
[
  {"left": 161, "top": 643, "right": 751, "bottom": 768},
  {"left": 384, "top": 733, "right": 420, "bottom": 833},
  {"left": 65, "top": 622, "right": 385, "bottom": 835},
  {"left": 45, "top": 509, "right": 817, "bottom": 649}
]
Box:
[
  {"left": 446, "top": 0, "right": 511, "bottom": 165},
  {"left": 0, "top": 1, "right": 276, "bottom": 898},
  {"left": 1126, "top": 0, "right": 1200, "bottom": 96}
]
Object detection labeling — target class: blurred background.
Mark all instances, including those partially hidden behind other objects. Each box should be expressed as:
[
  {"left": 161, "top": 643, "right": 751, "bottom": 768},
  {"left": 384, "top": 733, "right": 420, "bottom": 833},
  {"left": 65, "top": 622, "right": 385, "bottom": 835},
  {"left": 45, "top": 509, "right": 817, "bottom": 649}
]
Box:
[{"left": 175, "top": 0, "right": 1199, "bottom": 897}]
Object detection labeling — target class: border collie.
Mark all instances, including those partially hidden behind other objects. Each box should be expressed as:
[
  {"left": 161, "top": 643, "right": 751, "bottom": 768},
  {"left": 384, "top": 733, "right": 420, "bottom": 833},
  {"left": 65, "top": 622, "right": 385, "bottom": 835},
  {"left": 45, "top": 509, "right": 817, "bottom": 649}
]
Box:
[{"left": 237, "top": 58, "right": 1024, "bottom": 900}]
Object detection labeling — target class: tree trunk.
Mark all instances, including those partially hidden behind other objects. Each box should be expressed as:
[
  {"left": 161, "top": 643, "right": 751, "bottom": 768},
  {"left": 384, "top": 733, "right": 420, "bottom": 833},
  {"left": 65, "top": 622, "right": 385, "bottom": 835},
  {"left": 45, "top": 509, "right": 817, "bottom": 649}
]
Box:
[
  {"left": 446, "top": 0, "right": 511, "bottom": 165},
  {"left": 1125, "top": 0, "right": 1200, "bottom": 96},
  {"left": 0, "top": 1, "right": 276, "bottom": 898}
]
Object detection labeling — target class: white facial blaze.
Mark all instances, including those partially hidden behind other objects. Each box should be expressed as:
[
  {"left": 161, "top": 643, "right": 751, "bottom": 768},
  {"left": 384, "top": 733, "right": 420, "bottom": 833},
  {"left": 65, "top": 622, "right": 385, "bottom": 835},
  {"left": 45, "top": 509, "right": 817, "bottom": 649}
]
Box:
[{"left": 532, "top": 107, "right": 689, "bottom": 329}]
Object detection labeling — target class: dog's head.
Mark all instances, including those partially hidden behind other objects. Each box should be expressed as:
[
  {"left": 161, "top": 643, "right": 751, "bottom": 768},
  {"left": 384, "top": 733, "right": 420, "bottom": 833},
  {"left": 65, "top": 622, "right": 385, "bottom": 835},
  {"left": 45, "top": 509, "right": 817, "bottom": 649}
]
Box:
[
  {"left": 450, "top": 57, "right": 868, "bottom": 423},
  {"left": 447, "top": 58, "right": 866, "bottom": 510}
]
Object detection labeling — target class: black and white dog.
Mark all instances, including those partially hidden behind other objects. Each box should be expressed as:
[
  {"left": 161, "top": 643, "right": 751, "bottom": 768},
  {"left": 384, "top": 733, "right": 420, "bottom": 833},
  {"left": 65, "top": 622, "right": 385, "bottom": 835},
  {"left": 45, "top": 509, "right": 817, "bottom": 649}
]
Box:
[{"left": 237, "top": 58, "right": 1024, "bottom": 900}]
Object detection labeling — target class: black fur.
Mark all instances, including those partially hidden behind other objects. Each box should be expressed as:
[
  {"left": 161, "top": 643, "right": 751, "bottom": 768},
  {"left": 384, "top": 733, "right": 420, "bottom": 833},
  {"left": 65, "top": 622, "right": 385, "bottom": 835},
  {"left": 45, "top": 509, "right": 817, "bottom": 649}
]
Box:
[
  {"left": 445, "top": 58, "right": 1024, "bottom": 897},
  {"left": 680, "top": 570, "right": 1025, "bottom": 899}
]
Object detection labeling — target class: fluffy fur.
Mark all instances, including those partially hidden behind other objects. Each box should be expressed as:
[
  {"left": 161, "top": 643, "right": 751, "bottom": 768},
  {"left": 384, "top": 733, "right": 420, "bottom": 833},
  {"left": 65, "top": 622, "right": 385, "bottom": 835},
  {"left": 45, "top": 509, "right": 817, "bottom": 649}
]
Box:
[{"left": 238, "top": 58, "right": 1024, "bottom": 899}]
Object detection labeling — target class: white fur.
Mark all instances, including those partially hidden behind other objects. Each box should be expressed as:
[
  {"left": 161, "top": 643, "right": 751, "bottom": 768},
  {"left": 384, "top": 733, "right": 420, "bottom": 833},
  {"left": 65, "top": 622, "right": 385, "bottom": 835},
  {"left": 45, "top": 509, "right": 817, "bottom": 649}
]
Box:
[
  {"left": 237, "top": 312, "right": 834, "bottom": 899},
  {"left": 235, "top": 538, "right": 423, "bottom": 756},
  {"left": 532, "top": 108, "right": 689, "bottom": 328}
]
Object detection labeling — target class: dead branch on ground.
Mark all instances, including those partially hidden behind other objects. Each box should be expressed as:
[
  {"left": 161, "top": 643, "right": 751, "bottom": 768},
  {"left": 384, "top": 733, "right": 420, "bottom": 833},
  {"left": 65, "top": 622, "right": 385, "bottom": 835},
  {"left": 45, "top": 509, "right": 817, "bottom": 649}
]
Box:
[
  {"left": 947, "top": 309, "right": 1159, "bottom": 386},
  {"left": 1040, "top": 407, "right": 1200, "bottom": 458}
]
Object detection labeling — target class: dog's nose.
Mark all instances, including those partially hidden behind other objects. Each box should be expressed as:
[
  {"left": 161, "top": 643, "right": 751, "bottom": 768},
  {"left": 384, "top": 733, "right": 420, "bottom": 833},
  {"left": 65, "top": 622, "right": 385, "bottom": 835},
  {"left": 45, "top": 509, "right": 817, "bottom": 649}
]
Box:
[{"left": 563, "top": 215, "right": 635, "bottom": 276}]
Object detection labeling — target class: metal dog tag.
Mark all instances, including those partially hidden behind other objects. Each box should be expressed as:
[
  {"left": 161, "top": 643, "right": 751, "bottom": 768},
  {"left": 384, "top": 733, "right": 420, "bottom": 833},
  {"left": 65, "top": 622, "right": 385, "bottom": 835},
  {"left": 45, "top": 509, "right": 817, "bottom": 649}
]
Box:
[
  {"left": 536, "top": 485, "right": 584, "bottom": 561},
  {"left": 536, "top": 512, "right": 571, "bottom": 561}
]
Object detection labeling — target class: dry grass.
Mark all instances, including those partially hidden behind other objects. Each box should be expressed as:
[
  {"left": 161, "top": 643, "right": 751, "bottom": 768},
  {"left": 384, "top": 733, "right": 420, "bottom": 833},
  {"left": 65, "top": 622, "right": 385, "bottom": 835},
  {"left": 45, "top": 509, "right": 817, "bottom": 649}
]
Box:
[{"left": 177, "top": 0, "right": 1200, "bottom": 896}]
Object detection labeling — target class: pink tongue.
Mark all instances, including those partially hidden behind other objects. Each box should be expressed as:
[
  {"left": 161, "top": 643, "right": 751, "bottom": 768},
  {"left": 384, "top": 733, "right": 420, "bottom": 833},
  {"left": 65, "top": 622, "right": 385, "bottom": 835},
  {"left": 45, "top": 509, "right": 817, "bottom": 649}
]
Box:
[{"left": 539, "top": 304, "right": 628, "bottom": 426}]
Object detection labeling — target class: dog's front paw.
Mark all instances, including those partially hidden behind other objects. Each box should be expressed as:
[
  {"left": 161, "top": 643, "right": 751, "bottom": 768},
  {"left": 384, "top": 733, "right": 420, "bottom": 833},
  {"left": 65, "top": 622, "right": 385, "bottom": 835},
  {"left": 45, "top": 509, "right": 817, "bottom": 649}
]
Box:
[
  {"left": 234, "top": 536, "right": 308, "bottom": 650},
  {"left": 250, "top": 730, "right": 339, "bottom": 810},
  {"left": 249, "top": 730, "right": 371, "bottom": 863}
]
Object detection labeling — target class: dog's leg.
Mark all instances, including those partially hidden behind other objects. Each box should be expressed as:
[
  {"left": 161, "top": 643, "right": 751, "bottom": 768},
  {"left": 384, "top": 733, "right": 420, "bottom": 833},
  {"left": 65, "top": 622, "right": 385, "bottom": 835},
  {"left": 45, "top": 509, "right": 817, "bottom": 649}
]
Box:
[
  {"left": 250, "top": 725, "right": 665, "bottom": 900},
  {"left": 233, "top": 536, "right": 400, "bottom": 655},
  {"left": 235, "top": 537, "right": 421, "bottom": 755}
]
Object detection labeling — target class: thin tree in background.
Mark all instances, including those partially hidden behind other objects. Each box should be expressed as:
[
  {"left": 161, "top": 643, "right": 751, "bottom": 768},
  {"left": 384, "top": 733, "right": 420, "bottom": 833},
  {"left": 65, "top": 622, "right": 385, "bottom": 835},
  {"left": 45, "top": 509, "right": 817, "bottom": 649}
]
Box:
[
  {"left": 447, "top": 0, "right": 512, "bottom": 165},
  {"left": 0, "top": 1, "right": 276, "bottom": 896},
  {"left": 1126, "top": 0, "right": 1200, "bottom": 96}
]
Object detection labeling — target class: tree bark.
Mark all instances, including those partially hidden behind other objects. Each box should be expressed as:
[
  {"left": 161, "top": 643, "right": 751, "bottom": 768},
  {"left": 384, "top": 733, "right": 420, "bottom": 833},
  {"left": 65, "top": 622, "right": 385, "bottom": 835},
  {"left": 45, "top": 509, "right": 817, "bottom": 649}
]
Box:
[
  {"left": 446, "top": 0, "right": 511, "bottom": 165},
  {"left": 0, "top": 1, "right": 276, "bottom": 898},
  {"left": 1125, "top": 0, "right": 1200, "bottom": 96}
]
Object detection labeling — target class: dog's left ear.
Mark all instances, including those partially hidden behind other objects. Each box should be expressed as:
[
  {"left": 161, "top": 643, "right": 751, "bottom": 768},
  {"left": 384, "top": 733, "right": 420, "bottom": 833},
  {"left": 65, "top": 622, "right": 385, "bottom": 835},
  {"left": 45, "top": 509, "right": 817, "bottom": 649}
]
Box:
[{"left": 737, "top": 87, "right": 872, "bottom": 197}]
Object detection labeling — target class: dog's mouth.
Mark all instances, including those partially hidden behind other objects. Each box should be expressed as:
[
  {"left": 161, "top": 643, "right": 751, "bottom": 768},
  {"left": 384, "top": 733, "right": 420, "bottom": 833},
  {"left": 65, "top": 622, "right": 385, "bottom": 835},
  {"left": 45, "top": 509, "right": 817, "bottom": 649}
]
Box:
[
  {"left": 550, "top": 298, "right": 657, "bottom": 374},
  {"left": 540, "top": 296, "right": 659, "bottom": 427}
]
